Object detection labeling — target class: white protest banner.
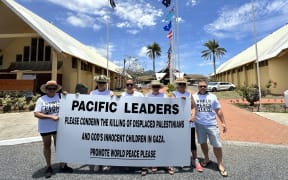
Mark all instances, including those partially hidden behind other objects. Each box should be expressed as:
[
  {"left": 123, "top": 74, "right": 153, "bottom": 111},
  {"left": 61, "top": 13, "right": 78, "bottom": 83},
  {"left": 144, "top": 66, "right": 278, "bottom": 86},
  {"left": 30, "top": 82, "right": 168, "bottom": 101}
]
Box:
[{"left": 56, "top": 94, "right": 191, "bottom": 167}]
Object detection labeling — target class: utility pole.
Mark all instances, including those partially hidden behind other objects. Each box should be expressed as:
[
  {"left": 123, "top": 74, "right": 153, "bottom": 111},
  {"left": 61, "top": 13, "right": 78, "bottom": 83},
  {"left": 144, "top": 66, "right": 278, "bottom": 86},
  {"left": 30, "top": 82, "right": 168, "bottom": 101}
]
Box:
[{"left": 251, "top": 0, "right": 262, "bottom": 111}]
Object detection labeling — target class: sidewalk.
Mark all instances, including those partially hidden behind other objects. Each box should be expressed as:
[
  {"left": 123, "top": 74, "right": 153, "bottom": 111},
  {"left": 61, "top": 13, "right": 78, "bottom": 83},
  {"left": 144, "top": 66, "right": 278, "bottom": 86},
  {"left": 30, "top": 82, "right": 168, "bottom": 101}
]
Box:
[{"left": 219, "top": 99, "right": 288, "bottom": 145}]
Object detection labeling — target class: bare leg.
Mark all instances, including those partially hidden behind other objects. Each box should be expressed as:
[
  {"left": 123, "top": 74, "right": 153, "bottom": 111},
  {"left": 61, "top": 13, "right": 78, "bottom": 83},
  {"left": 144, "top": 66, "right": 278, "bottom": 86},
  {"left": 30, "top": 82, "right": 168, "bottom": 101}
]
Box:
[
  {"left": 42, "top": 135, "right": 52, "bottom": 167},
  {"left": 192, "top": 150, "right": 197, "bottom": 160},
  {"left": 213, "top": 147, "right": 225, "bottom": 170},
  {"left": 54, "top": 134, "right": 65, "bottom": 168},
  {"left": 200, "top": 143, "right": 209, "bottom": 162}
]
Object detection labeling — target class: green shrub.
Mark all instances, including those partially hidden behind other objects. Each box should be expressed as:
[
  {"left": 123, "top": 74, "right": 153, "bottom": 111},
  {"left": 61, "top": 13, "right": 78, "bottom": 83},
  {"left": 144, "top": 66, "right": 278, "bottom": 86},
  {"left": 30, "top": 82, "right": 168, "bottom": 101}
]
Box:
[{"left": 237, "top": 85, "right": 267, "bottom": 106}]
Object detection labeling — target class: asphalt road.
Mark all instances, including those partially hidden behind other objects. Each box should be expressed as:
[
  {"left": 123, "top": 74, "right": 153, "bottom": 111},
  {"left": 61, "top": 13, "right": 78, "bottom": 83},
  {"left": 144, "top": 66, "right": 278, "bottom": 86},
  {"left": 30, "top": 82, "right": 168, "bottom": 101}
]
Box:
[{"left": 0, "top": 141, "right": 287, "bottom": 180}]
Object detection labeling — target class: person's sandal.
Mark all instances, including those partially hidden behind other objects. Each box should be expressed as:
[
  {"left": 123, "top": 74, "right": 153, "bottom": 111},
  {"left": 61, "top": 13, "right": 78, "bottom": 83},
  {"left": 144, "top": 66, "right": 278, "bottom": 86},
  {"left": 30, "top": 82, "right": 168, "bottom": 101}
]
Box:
[
  {"left": 218, "top": 167, "right": 228, "bottom": 177},
  {"left": 141, "top": 168, "right": 148, "bottom": 176},
  {"left": 44, "top": 166, "right": 53, "bottom": 178},
  {"left": 151, "top": 167, "right": 158, "bottom": 173},
  {"left": 167, "top": 167, "right": 174, "bottom": 175},
  {"left": 194, "top": 159, "right": 203, "bottom": 172},
  {"left": 200, "top": 159, "right": 210, "bottom": 167}
]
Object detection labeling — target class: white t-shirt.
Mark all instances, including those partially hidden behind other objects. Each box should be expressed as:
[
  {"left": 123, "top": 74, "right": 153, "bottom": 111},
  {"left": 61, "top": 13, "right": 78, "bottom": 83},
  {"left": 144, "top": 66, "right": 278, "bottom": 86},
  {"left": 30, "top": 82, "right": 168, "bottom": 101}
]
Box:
[
  {"left": 34, "top": 94, "right": 61, "bottom": 133},
  {"left": 172, "top": 90, "right": 195, "bottom": 128},
  {"left": 145, "top": 92, "right": 167, "bottom": 98},
  {"left": 90, "top": 89, "right": 113, "bottom": 96},
  {"left": 121, "top": 91, "right": 144, "bottom": 97},
  {"left": 192, "top": 92, "right": 221, "bottom": 126}
]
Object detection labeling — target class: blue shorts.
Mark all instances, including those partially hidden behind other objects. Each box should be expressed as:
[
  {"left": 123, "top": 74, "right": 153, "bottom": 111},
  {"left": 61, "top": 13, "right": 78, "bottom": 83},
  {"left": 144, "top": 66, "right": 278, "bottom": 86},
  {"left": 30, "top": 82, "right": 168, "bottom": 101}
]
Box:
[{"left": 195, "top": 123, "right": 222, "bottom": 148}]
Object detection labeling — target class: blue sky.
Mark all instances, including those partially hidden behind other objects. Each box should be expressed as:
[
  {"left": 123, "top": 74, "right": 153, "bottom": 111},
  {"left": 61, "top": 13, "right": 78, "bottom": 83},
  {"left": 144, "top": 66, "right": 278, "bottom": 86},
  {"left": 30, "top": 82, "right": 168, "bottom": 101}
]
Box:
[{"left": 16, "top": 0, "right": 288, "bottom": 75}]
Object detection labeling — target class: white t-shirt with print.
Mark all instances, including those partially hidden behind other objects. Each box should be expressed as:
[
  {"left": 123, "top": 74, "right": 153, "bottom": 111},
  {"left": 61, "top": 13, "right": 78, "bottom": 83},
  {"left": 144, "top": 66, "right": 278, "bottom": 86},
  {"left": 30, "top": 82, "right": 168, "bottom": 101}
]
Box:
[
  {"left": 90, "top": 89, "right": 113, "bottom": 96},
  {"left": 34, "top": 94, "right": 61, "bottom": 133},
  {"left": 121, "top": 91, "right": 144, "bottom": 97},
  {"left": 172, "top": 90, "right": 195, "bottom": 128},
  {"left": 192, "top": 92, "right": 221, "bottom": 126}
]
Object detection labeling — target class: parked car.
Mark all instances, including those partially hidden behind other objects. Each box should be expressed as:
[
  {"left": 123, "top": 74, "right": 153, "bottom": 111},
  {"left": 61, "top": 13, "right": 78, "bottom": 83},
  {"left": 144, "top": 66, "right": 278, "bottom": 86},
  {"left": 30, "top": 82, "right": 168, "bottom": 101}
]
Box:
[{"left": 207, "top": 82, "right": 236, "bottom": 92}]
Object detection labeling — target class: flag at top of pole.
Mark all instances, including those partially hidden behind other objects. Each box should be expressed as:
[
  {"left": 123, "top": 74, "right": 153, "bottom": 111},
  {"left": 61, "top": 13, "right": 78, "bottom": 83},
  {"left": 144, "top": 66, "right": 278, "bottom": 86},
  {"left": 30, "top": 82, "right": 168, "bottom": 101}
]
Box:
[{"left": 162, "top": 0, "right": 171, "bottom": 8}]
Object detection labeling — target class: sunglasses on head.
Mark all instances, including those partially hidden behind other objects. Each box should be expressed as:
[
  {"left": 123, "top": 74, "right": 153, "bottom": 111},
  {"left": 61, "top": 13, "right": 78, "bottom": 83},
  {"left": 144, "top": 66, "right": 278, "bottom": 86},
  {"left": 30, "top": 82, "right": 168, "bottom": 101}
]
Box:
[
  {"left": 198, "top": 85, "right": 207, "bottom": 88},
  {"left": 98, "top": 82, "right": 107, "bottom": 84},
  {"left": 152, "top": 85, "right": 160, "bottom": 89}
]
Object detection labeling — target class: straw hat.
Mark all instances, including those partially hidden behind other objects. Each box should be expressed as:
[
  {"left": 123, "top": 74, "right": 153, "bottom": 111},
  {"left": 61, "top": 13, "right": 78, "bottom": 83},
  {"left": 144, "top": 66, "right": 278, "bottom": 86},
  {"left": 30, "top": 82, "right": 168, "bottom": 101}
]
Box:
[
  {"left": 40, "top": 80, "right": 62, "bottom": 93},
  {"left": 175, "top": 78, "right": 188, "bottom": 84},
  {"left": 150, "top": 80, "right": 163, "bottom": 87},
  {"left": 94, "top": 75, "right": 109, "bottom": 83}
]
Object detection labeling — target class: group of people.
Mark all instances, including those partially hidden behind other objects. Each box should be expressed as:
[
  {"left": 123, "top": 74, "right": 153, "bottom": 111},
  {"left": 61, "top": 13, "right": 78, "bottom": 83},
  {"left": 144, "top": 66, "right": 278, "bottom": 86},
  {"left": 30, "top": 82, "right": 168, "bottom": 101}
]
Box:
[{"left": 34, "top": 75, "right": 228, "bottom": 178}]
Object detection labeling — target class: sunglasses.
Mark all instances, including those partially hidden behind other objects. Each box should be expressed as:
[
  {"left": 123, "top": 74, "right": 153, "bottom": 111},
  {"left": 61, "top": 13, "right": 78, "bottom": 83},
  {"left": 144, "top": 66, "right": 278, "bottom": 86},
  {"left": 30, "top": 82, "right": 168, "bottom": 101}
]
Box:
[
  {"left": 98, "top": 82, "right": 107, "bottom": 84},
  {"left": 178, "top": 83, "right": 186, "bottom": 86},
  {"left": 126, "top": 84, "right": 134, "bottom": 87},
  {"left": 46, "top": 87, "right": 57, "bottom": 90},
  {"left": 152, "top": 85, "right": 161, "bottom": 89},
  {"left": 198, "top": 86, "right": 207, "bottom": 88}
]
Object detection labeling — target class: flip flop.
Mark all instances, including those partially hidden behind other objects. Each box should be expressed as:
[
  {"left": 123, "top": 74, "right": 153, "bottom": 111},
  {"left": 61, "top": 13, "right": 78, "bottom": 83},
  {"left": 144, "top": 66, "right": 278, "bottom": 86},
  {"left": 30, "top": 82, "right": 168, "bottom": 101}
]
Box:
[
  {"left": 151, "top": 167, "right": 158, "bottom": 173},
  {"left": 218, "top": 167, "right": 228, "bottom": 177},
  {"left": 167, "top": 167, "right": 174, "bottom": 175},
  {"left": 200, "top": 160, "right": 210, "bottom": 167},
  {"left": 141, "top": 168, "right": 148, "bottom": 176}
]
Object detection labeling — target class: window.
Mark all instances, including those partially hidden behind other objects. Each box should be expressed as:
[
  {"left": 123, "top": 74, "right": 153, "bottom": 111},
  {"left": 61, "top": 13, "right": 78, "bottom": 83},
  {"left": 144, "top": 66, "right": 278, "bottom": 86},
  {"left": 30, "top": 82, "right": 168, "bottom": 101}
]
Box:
[
  {"left": 16, "top": 54, "right": 22, "bottom": 62},
  {"left": 0, "top": 55, "right": 3, "bottom": 66},
  {"left": 72, "top": 57, "right": 77, "bottom": 69},
  {"left": 37, "top": 38, "right": 44, "bottom": 61},
  {"left": 23, "top": 46, "right": 30, "bottom": 61},
  {"left": 87, "top": 63, "right": 92, "bottom": 72},
  {"left": 95, "top": 66, "right": 102, "bottom": 73},
  {"left": 30, "top": 38, "right": 37, "bottom": 61},
  {"left": 81, "top": 61, "right": 88, "bottom": 71},
  {"left": 238, "top": 67, "right": 243, "bottom": 72},
  {"left": 245, "top": 63, "right": 254, "bottom": 70},
  {"left": 45, "top": 46, "right": 51, "bottom": 61},
  {"left": 259, "top": 60, "right": 268, "bottom": 67}
]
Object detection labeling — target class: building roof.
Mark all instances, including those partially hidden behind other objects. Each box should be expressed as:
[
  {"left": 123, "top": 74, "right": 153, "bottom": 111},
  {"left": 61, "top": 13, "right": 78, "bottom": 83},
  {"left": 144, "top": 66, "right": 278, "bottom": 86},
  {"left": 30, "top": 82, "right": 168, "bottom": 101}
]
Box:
[
  {"left": 1, "top": 0, "right": 120, "bottom": 73},
  {"left": 216, "top": 23, "right": 288, "bottom": 74}
]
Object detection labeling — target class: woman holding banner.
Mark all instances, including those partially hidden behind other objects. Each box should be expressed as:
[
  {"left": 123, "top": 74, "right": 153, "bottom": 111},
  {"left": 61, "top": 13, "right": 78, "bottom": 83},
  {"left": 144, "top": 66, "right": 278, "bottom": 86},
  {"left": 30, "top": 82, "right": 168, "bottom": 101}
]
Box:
[
  {"left": 34, "top": 80, "right": 73, "bottom": 178},
  {"left": 141, "top": 80, "right": 175, "bottom": 176},
  {"left": 172, "top": 78, "right": 203, "bottom": 172},
  {"left": 90, "top": 75, "right": 113, "bottom": 172}
]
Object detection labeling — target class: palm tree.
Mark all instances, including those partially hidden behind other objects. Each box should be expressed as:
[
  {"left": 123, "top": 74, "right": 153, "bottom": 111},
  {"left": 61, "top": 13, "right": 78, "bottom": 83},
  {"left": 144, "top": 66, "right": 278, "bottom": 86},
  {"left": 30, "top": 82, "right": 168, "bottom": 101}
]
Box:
[
  {"left": 146, "top": 42, "right": 161, "bottom": 76},
  {"left": 201, "top": 39, "right": 226, "bottom": 78}
]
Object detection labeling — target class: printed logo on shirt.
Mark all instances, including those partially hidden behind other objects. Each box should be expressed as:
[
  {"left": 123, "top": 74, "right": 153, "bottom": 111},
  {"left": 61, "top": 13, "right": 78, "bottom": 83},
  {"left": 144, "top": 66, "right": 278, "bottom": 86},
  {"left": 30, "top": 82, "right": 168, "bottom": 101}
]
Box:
[
  {"left": 43, "top": 101, "right": 60, "bottom": 114},
  {"left": 196, "top": 99, "right": 212, "bottom": 112}
]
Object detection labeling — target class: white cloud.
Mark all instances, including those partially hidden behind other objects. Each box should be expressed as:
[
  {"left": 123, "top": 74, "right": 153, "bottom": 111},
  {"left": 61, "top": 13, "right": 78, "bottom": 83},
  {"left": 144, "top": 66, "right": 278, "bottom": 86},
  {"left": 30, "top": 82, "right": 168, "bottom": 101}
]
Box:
[
  {"left": 138, "top": 46, "right": 148, "bottom": 57},
  {"left": 197, "top": 61, "right": 220, "bottom": 67},
  {"left": 186, "top": 0, "right": 198, "bottom": 7},
  {"left": 204, "top": 0, "right": 288, "bottom": 39},
  {"left": 47, "top": 0, "right": 163, "bottom": 34},
  {"left": 87, "top": 44, "right": 114, "bottom": 58},
  {"left": 47, "top": 0, "right": 108, "bottom": 16}
]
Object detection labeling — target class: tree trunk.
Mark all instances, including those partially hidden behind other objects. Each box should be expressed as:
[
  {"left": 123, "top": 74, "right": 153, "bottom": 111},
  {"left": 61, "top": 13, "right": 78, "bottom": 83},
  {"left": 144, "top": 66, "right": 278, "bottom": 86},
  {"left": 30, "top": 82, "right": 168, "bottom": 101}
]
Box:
[
  {"left": 153, "top": 58, "right": 156, "bottom": 79},
  {"left": 213, "top": 53, "right": 216, "bottom": 80}
]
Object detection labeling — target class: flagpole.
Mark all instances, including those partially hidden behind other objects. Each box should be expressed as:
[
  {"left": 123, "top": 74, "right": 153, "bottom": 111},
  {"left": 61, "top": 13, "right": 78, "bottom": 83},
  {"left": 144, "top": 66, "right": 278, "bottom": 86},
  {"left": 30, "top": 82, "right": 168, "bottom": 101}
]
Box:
[
  {"left": 175, "top": 0, "right": 181, "bottom": 79},
  {"left": 251, "top": 0, "right": 262, "bottom": 110}
]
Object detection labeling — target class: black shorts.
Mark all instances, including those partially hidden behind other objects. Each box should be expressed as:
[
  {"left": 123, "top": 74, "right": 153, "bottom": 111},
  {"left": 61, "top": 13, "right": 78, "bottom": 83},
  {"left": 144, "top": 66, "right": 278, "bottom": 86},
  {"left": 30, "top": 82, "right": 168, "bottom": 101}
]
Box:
[
  {"left": 191, "top": 128, "right": 196, "bottom": 151},
  {"left": 40, "top": 131, "right": 57, "bottom": 136}
]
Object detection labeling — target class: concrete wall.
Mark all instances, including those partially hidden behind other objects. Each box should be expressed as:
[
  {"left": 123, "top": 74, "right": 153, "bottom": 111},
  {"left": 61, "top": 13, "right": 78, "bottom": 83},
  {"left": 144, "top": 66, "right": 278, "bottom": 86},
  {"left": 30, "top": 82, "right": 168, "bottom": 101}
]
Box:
[{"left": 268, "top": 53, "right": 288, "bottom": 94}]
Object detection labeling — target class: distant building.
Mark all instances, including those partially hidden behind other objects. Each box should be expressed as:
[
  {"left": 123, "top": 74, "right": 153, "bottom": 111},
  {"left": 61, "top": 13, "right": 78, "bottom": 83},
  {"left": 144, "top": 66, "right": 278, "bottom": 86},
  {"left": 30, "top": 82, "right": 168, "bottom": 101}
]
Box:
[
  {"left": 0, "top": 0, "right": 124, "bottom": 93},
  {"left": 214, "top": 24, "right": 288, "bottom": 94},
  {"left": 156, "top": 66, "right": 184, "bottom": 85}
]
